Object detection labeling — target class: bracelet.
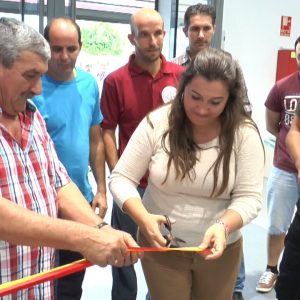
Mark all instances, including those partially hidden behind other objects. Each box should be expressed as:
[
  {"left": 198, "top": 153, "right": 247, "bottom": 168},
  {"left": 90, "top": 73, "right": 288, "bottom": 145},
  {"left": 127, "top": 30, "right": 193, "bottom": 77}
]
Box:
[
  {"left": 215, "top": 219, "right": 229, "bottom": 237},
  {"left": 95, "top": 221, "right": 108, "bottom": 229}
]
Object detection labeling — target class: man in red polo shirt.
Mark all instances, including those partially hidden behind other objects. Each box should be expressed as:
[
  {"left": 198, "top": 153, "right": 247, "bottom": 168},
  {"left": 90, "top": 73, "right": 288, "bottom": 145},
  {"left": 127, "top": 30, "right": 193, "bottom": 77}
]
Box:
[{"left": 100, "top": 7, "right": 183, "bottom": 300}]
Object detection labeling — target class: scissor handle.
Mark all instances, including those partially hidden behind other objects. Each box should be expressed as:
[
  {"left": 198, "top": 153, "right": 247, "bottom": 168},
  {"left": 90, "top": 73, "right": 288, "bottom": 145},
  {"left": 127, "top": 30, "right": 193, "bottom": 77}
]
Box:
[
  {"left": 163, "top": 214, "right": 186, "bottom": 247},
  {"left": 163, "top": 214, "right": 172, "bottom": 231}
]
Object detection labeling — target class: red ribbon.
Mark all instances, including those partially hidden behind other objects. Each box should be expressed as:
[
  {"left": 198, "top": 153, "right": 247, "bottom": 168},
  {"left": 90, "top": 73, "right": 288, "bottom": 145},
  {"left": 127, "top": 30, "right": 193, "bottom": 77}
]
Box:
[
  {"left": 0, "top": 246, "right": 211, "bottom": 296},
  {"left": 0, "top": 259, "right": 92, "bottom": 297}
]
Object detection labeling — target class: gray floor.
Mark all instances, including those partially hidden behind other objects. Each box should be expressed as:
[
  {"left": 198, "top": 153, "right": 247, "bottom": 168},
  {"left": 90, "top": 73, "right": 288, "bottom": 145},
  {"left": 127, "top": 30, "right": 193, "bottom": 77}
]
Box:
[{"left": 81, "top": 178, "right": 277, "bottom": 300}]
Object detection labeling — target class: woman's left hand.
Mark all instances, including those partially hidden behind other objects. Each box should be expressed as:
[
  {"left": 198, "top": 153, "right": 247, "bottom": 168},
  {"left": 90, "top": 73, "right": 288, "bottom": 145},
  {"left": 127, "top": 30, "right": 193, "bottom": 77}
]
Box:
[{"left": 198, "top": 223, "right": 227, "bottom": 260}]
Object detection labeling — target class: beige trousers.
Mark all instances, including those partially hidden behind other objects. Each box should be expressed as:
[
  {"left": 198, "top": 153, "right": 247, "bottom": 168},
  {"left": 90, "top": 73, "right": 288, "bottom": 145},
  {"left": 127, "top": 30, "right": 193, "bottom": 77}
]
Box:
[{"left": 138, "top": 232, "right": 242, "bottom": 300}]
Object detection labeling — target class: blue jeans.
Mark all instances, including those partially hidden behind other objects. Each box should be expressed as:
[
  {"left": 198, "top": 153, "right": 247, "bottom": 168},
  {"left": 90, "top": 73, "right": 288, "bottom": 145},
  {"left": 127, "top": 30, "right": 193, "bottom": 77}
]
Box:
[
  {"left": 111, "top": 187, "right": 146, "bottom": 300},
  {"left": 234, "top": 252, "right": 245, "bottom": 292},
  {"left": 267, "top": 167, "right": 300, "bottom": 234}
]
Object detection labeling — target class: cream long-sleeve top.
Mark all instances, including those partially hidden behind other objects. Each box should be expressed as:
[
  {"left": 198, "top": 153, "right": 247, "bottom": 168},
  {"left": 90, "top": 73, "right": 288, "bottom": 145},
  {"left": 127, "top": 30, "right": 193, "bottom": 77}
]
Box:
[{"left": 109, "top": 104, "right": 265, "bottom": 246}]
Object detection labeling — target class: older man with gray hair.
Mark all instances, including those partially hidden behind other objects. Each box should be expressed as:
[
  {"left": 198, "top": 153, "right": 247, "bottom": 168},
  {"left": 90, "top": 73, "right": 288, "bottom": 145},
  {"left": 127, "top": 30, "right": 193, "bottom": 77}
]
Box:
[{"left": 0, "top": 17, "right": 140, "bottom": 299}]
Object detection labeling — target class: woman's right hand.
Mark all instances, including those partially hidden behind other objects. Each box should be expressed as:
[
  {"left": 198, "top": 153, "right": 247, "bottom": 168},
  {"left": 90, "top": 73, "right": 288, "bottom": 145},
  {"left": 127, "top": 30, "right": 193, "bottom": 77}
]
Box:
[{"left": 138, "top": 214, "right": 174, "bottom": 248}]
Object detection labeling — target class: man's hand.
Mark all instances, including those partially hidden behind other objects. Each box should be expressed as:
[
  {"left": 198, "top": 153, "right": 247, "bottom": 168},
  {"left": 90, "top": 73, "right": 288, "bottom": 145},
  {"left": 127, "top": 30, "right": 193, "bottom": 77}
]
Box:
[
  {"left": 91, "top": 192, "right": 108, "bottom": 219},
  {"left": 79, "top": 225, "right": 142, "bottom": 267}
]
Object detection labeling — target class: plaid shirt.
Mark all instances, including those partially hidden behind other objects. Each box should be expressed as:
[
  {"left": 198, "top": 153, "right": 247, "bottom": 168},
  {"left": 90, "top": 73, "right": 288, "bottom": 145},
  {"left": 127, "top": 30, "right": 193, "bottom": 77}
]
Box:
[
  {"left": 0, "top": 101, "right": 70, "bottom": 300},
  {"left": 171, "top": 51, "right": 191, "bottom": 68},
  {"left": 172, "top": 48, "right": 253, "bottom": 115}
]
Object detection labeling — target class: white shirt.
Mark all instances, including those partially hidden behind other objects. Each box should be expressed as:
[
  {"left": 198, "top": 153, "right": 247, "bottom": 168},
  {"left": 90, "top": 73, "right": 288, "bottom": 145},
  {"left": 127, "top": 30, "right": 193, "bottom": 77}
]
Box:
[{"left": 109, "top": 104, "right": 264, "bottom": 246}]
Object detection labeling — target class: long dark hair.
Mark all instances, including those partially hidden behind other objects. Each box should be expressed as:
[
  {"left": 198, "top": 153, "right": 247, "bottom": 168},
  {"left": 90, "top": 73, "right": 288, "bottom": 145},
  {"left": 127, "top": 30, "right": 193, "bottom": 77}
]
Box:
[{"left": 161, "top": 48, "right": 262, "bottom": 197}]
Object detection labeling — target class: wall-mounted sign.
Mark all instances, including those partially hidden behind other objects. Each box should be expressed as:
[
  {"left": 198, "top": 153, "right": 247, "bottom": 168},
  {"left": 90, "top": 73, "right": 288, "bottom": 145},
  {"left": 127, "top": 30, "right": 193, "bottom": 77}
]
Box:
[{"left": 280, "top": 16, "right": 292, "bottom": 37}]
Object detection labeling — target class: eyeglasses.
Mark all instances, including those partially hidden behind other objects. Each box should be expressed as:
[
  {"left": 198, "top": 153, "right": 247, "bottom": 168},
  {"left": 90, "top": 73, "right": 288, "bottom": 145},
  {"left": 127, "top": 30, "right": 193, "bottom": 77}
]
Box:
[{"left": 163, "top": 215, "right": 186, "bottom": 248}]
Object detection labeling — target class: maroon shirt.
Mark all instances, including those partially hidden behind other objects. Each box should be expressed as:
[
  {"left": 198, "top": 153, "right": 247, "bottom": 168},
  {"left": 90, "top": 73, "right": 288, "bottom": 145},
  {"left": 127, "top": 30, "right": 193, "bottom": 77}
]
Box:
[
  {"left": 265, "top": 71, "right": 300, "bottom": 172},
  {"left": 101, "top": 54, "right": 183, "bottom": 187}
]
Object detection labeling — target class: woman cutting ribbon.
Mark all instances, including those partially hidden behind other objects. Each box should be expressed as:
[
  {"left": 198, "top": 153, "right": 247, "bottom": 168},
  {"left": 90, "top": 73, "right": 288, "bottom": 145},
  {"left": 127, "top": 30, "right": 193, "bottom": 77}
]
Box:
[{"left": 109, "top": 48, "right": 265, "bottom": 300}]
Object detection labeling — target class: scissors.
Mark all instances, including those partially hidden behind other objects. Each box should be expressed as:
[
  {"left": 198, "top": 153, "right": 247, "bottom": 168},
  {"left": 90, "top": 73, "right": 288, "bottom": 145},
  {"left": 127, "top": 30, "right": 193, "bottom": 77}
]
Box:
[{"left": 163, "top": 215, "right": 186, "bottom": 248}]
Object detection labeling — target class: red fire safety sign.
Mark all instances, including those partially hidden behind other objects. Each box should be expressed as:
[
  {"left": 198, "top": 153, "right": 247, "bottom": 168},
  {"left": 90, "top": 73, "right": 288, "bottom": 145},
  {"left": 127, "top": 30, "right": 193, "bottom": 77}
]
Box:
[{"left": 280, "top": 16, "right": 292, "bottom": 37}]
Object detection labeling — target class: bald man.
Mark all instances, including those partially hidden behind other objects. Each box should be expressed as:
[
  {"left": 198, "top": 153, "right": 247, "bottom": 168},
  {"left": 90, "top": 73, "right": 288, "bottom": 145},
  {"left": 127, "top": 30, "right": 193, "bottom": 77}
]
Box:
[
  {"left": 101, "top": 8, "right": 184, "bottom": 300},
  {"left": 33, "top": 17, "right": 107, "bottom": 299}
]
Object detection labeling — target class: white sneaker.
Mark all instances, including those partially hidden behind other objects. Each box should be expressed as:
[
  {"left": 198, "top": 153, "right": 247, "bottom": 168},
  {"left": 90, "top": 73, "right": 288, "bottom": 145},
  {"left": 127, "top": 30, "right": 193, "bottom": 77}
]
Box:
[{"left": 256, "top": 270, "right": 278, "bottom": 293}]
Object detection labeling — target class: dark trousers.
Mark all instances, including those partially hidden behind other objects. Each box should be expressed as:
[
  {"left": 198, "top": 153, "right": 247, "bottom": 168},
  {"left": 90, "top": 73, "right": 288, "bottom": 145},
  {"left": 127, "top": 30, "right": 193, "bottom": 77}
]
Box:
[
  {"left": 56, "top": 250, "right": 86, "bottom": 300},
  {"left": 275, "top": 200, "right": 300, "bottom": 300},
  {"left": 111, "top": 201, "right": 138, "bottom": 300},
  {"left": 111, "top": 187, "right": 145, "bottom": 300}
]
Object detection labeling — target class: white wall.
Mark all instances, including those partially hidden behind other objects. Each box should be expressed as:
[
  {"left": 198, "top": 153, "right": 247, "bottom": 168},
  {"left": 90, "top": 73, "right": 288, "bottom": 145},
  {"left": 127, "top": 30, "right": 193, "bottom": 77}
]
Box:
[{"left": 222, "top": 0, "right": 300, "bottom": 138}]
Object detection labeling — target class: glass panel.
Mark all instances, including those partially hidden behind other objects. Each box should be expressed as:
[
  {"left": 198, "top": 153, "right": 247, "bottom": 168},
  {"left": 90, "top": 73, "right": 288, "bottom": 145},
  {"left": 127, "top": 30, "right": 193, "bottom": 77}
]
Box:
[
  {"left": 0, "top": 0, "right": 45, "bottom": 32},
  {"left": 0, "top": 0, "right": 21, "bottom": 20},
  {"left": 23, "top": 0, "right": 39, "bottom": 30},
  {"left": 76, "top": 20, "right": 132, "bottom": 93},
  {"left": 0, "top": 11, "right": 21, "bottom": 20},
  {"left": 76, "top": 0, "right": 155, "bottom": 14}
]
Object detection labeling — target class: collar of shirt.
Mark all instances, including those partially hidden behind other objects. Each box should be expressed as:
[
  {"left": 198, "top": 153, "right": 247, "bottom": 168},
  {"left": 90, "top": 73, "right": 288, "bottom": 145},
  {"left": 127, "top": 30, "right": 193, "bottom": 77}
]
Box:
[
  {"left": 0, "top": 99, "right": 36, "bottom": 115},
  {"left": 182, "top": 48, "right": 192, "bottom": 66},
  {"left": 0, "top": 100, "right": 36, "bottom": 152},
  {"left": 128, "top": 53, "right": 175, "bottom": 77}
]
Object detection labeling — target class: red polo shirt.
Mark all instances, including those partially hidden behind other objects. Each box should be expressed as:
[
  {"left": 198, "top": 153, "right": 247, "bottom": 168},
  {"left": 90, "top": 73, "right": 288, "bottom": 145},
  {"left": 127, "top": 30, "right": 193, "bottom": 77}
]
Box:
[{"left": 101, "top": 54, "right": 183, "bottom": 187}]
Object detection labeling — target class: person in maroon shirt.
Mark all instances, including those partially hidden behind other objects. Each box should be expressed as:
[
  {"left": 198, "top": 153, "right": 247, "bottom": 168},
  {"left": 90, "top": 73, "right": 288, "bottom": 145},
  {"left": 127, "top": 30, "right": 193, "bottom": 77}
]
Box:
[
  {"left": 100, "top": 7, "right": 183, "bottom": 300},
  {"left": 256, "top": 36, "right": 300, "bottom": 294},
  {"left": 276, "top": 93, "right": 300, "bottom": 300}
]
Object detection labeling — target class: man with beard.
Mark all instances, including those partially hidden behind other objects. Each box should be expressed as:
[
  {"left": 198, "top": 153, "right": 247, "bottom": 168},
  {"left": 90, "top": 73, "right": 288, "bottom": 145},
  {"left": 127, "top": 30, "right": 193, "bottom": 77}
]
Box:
[
  {"left": 100, "top": 8, "right": 183, "bottom": 300},
  {"left": 33, "top": 17, "right": 107, "bottom": 300},
  {"left": 172, "top": 3, "right": 216, "bottom": 67}
]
